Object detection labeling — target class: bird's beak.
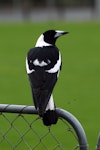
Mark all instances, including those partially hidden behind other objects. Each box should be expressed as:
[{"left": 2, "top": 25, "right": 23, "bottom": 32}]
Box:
[
  {"left": 55, "top": 30, "right": 69, "bottom": 38},
  {"left": 62, "top": 31, "right": 69, "bottom": 35}
]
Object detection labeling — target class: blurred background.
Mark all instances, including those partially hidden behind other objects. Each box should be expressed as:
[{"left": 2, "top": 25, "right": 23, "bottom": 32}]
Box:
[
  {"left": 0, "top": 0, "right": 100, "bottom": 150},
  {"left": 0, "top": 0, "right": 100, "bottom": 22}
]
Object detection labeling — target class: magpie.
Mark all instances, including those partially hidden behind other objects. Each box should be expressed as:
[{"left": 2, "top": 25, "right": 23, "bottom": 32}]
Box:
[{"left": 26, "top": 30, "right": 68, "bottom": 126}]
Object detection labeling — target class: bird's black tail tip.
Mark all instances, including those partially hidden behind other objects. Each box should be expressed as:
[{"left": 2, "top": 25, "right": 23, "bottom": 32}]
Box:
[{"left": 42, "top": 110, "right": 58, "bottom": 126}]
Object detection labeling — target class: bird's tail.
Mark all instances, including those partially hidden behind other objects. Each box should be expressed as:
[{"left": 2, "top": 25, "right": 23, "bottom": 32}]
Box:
[
  {"left": 31, "top": 88, "right": 58, "bottom": 126},
  {"left": 42, "top": 110, "right": 58, "bottom": 126}
]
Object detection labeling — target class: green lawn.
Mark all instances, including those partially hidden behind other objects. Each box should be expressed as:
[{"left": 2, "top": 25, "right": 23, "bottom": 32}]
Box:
[{"left": 0, "top": 22, "right": 100, "bottom": 149}]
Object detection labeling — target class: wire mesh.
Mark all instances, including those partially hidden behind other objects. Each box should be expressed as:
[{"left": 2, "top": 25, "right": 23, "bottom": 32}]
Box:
[{"left": 0, "top": 104, "right": 88, "bottom": 150}]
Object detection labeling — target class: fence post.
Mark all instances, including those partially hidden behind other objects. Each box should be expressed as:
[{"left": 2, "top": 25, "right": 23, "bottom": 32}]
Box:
[
  {"left": 0, "top": 104, "right": 88, "bottom": 150},
  {"left": 56, "top": 108, "right": 88, "bottom": 150}
]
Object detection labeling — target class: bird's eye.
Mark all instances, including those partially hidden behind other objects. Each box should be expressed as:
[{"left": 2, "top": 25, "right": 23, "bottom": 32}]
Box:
[{"left": 47, "top": 59, "right": 51, "bottom": 64}]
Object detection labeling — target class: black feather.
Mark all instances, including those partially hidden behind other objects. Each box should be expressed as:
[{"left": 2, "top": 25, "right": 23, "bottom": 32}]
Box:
[
  {"left": 26, "top": 30, "right": 68, "bottom": 126},
  {"left": 28, "top": 68, "right": 57, "bottom": 116},
  {"left": 43, "top": 110, "right": 58, "bottom": 126},
  {"left": 27, "top": 46, "right": 60, "bottom": 71}
]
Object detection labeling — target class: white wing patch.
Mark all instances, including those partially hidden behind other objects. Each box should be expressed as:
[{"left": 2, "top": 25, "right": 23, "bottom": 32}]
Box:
[
  {"left": 46, "top": 52, "right": 61, "bottom": 73},
  {"left": 33, "top": 59, "right": 48, "bottom": 67},
  {"left": 26, "top": 58, "right": 35, "bottom": 74},
  {"left": 26, "top": 52, "right": 61, "bottom": 74}
]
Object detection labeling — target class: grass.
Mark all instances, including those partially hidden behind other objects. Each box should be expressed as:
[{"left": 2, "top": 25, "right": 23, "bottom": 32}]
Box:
[{"left": 0, "top": 22, "right": 100, "bottom": 149}]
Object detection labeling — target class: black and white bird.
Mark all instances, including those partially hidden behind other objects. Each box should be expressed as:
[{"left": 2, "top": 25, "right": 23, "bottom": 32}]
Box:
[{"left": 26, "top": 30, "right": 68, "bottom": 126}]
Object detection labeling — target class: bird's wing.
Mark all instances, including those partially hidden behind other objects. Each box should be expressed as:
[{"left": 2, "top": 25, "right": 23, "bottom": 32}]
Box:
[
  {"left": 26, "top": 46, "right": 61, "bottom": 116},
  {"left": 26, "top": 46, "right": 62, "bottom": 74},
  {"left": 28, "top": 71, "right": 57, "bottom": 116}
]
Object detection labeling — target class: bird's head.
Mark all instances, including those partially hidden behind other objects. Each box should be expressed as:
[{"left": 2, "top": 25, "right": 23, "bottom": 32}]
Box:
[{"left": 35, "top": 30, "right": 69, "bottom": 47}]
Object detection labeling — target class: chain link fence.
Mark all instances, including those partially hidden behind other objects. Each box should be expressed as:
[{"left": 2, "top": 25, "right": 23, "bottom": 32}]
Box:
[{"left": 0, "top": 104, "right": 88, "bottom": 150}]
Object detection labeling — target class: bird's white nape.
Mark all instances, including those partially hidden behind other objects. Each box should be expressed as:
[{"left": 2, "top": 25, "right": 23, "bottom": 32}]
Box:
[
  {"left": 46, "top": 95, "right": 54, "bottom": 111},
  {"left": 35, "top": 34, "right": 52, "bottom": 47}
]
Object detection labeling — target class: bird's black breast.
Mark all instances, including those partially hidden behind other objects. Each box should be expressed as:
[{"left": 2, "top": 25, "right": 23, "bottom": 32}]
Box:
[{"left": 27, "top": 46, "right": 60, "bottom": 71}]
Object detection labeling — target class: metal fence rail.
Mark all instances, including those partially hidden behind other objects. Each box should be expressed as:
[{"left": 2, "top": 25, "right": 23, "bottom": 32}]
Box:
[{"left": 0, "top": 104, "right": 88, "bottom": 150}]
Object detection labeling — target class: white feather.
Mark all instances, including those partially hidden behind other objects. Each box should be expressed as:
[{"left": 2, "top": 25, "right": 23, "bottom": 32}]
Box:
[
  {"left": 33, "top": 59, "right": 48, "bottom": 67},
  {"left": 46, "top": 52, "right": 61, "bottom": 73},
  {"left": 26, "top": 58, "right": 34, "bottom": 74},
  {"left": 35, "top": 34, "right": 52, "bottom": 47},
  {"left": 46, "top": 95, "right": 54, "bottom": 110}
]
